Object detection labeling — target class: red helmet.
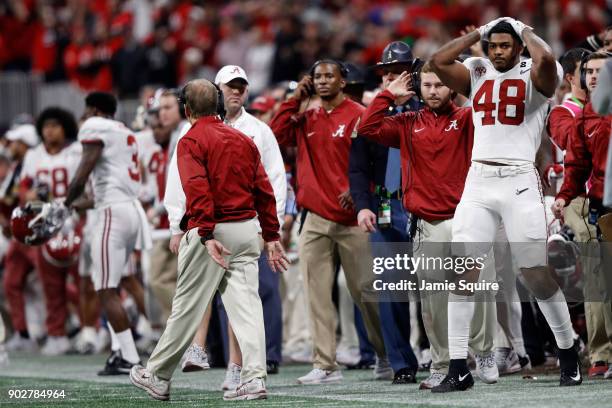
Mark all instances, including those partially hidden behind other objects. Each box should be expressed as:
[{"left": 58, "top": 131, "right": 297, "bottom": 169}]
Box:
[
  {"left": 42, "top": 223, "right": 82, "bottom": 267},
  {"left": 11, "top": 201, "right": 52, "bottom": 245},
  {"left": 10, "top": 201, "right": 68, "bottom": 245}
]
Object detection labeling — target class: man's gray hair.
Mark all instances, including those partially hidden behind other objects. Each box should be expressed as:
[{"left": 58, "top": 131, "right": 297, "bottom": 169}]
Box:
[{"left": 184, "top": 79, "right": 218, "bottom": 118}]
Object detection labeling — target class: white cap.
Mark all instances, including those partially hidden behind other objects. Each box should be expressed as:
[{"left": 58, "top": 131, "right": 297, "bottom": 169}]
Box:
[
  {"left": 214, "top": 65, "right": 249, "bottom": 85},
  {"left": 6, "top": 124, "right": 39, "bottom": 147}
]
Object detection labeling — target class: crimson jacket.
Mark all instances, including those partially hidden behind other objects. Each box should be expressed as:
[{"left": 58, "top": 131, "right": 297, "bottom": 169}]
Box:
[
  {"left": 177, "top": 116, "right": 280, "bottom": 242},
  {"left": 557, "top": 103, "right": 612, "bottom": 204},
  {"left": 270, "top": 97, "right": 364, "bottom": 226},
  {"left": 546, "top": 99, "right": 585, "bottom": 151},
  {"left": 358, "top": 89, "right": 473, "bottom": 221}
]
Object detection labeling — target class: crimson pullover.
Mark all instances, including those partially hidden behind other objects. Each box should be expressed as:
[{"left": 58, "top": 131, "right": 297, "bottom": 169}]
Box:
[
  {"left": 546, "top": 99, "right": 584, "bottom": 151},
  {"left": 177, "top": 116, "right": 280, "bottom": 242},
  {"left": 358, "top": 89, "right": 473, "bottom": 222},
  {"left": 557, "top": 103, "right": 612, "bottom": 204},
  {"left": 270, "top": 97, "right": 364, "bottom": 226}
]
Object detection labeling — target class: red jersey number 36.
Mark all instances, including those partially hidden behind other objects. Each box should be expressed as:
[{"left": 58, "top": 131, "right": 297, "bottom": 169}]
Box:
[
  {"left": 127, "top": 135, "right": 140, "bottom": 182},
  {"left": 473, "top": 79, "right": 526, "bottom": 126}
]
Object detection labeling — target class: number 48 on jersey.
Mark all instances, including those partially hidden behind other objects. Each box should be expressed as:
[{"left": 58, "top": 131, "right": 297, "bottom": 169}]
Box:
[{"left": 473, "top": 79, "right": 526, "bottom": 126}]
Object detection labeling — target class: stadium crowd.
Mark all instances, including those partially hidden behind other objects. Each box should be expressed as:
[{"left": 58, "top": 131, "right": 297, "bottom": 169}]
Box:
[{"left": 0, "top": 0, "right": 611, "bottom": 402}]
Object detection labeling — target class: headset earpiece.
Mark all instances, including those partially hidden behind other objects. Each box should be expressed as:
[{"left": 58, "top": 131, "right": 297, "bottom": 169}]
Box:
[
  {"left": 409, "top": 58, "right": 424, "bottom": 100},
  {"left": 579, "top": 51, "right": 590, "bottom": 90},
  {"left": 213, "top": 83, "right": 226, "bottom": 121}
]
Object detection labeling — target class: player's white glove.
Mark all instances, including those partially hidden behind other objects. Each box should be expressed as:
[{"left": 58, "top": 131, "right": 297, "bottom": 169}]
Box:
[
  {"left": 477, "top": 17, "right": 509, "bottom": 39},
  {"left": 505, "top": 17, "right": 533, "bottom": 41},
  {"left": 46, "top": 200, "right": 71, "bottom": 232}
]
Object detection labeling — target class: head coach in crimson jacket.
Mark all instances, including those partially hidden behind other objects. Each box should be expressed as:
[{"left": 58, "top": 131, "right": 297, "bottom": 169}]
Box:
[{"left": 130, "top": 79, "right": 288, "bottom": 402}]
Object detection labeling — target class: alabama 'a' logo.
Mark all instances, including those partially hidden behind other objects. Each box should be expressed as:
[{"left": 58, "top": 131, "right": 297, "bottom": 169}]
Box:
[
  {"left": 444, "top": 120, "right": 459, "bottom": 131},
  {"left": 332, "top": 124, "right": 346, "bottom": 138}
]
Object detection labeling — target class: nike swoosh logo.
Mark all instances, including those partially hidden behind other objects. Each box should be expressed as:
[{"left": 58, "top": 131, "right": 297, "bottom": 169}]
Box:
[
  {"left": 307, "top": 132, "right": 315, "bottom": 137},
  {"left": 458, "top": 373, "right": 469, "bottom": 381},
  {"left": 587, "top": 131, "right": 595, "bottom": 138},
  {"left": 520, "top": 69, "right": 531, "bottom": 74},
  {"left": 414, "top": 128, "right": 425, "bottom": 133},
  {"left": 516, "top": 188, "right": 528, "bottom": 195},
  {"left": 570, "top": 364, "right": 581, "bottom": 382}
]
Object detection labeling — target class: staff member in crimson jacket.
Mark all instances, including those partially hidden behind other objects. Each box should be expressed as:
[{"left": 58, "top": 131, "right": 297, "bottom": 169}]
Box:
[
  {"left": 130, "top": 79, "right": 288, "bottom": 402},
  {"left": 358, "top": 62, "right": 498, "bottom": 389},
  {"left": 270, "top": 60, "right": 387, "bottom": 384},
  {"left": 552, "top": 53, "right": 612, "bottom": 362}
]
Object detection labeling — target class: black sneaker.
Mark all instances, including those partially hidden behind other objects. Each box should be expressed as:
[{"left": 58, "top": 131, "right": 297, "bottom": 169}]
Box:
[
  {"left": 392, "top": 367, "right": 417, "bottom": 384},
  {"left": 518, "top": 354, "right": 532, "bottom": 370},
  {"left": 431, "top": 371, "right": 474, "bottom": 393},
  {"left": 98, "top": 350, "right": 139, "bottom": 376},
  {"left": 559, "top": 347, "right": 582, "bottom": 387},
  {"left": 267, "top": 361, "right": 279, "bottom": 375}
]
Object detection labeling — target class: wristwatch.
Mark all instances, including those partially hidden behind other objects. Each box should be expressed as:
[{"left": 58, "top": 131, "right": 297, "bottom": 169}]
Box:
[{"left": 200, "top": 232, "right": 215, "bottom": 245}]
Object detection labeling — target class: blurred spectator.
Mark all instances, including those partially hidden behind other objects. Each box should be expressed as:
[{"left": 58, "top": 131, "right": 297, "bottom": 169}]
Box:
[
  {"left": 144, "top": 24, "right": 178, "bottom": 89},
  {"left": 111, "top": 26, "right": 148, "bottom": 98},
  {"left": 0, "top": 0, "right": 609, "bottom": 96},
  {"left": 248, "top": 95, "right": 277, "bottom": 124}
]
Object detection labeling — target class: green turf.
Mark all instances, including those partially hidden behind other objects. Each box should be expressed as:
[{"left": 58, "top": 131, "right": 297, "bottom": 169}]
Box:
[{"left": 0, "top": 353, "right": 610, "bottom": 407}]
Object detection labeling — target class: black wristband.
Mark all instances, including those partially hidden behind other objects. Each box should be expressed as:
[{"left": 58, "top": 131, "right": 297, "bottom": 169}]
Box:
[{"left": 200, "top": 232, "right": 215, "bottom": 245}]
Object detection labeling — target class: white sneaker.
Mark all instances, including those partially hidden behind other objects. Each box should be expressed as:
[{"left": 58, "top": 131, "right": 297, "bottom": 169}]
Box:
[
  {"left": 223, "top": 377, "right": 267, "bottom": 401},
  {"left": 297, "top": 368, "right": 343, "bottom": 384},
  {"left": 419, "top": 371, "right": 446, "bottom": 389},
  {"left": 181, "top": 343, "right": 210, "bottom": 372},
  {"left": 75, "top": 328, "right": 97, "bottom": 355},
  {"left": 0, "top": 344, "right": 9, "bottom": 367},
  {"left": 495, "top": 347, "right": 521, "bottom": 375},
  {"left": 221, "top": 362, "right": 242, "bottom": 391},
  {"left": 285, "top": 348, "right": 313, "bottom": 364},
  {"left": 373, "top": 356, "right": 394, "bottom": 380},
  {"left": 336, "top": 347, "right": 360, "bottom": 366},
  {"left": 41, "top": 336, "right": 71, "bottom": 356},
  {"left": 475, "top": 352, "right": 499, "bottom": 384},
  {"left": 5, "top": 333, "right": 37, "bottom": 352},
  {"left": 129, "top": 365, "right": 170, "bottom": 401}
]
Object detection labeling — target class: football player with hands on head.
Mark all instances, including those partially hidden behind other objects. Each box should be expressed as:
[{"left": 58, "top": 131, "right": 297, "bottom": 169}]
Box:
[{"left": 430, "top": 17, "right": 582, "bottom": 391}]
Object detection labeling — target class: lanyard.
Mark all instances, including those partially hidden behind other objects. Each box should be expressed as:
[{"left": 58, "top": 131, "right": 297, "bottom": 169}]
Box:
[{"left": 569, "top": 97, "right": 584, "bottom": 109}]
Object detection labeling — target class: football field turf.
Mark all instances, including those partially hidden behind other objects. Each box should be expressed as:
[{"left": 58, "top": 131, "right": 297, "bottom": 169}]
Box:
[{"left": 1, "top": 353, "right": 610, "bottom": 407}]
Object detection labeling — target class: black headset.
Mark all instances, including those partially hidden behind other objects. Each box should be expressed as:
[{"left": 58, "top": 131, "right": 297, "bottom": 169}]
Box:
[
  {"left": 177, "top": 80, "right": 226, "bottom": 121},
  {"left": 309, "top": 59, "right": 349, "bottom": 78},
  {"left": 408, "top": 58, "right": 424, "bottom": 99},
  {"left": 578, "top": 50, "right": 592, "bottom": 91}
]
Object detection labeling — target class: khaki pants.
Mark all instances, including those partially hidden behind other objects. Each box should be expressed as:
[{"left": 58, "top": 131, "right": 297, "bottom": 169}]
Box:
[
  {"left": 147, "top": 220, "right": 266, "bottom": 382},
  {"left": 564, "top": 197, "right": 595, "bottom": 243},
  {"left": 565, "top": 197, "right": 612, "bottom": 363},
  {"left": 148, "top": 239, "right": 178, "bottom": 324},
  {"left": 415, "top": 218, "right": 497, "bottom": 373},
  {"left": 299, "top": 212, "right": 385, "bottom": 370}
]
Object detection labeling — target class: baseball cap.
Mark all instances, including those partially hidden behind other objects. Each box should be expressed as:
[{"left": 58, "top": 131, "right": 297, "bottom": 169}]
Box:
[
  {"left": 215, "top": 65, "right": 249, "bottom": 85},
  {"left": 249, "top": 96, "right": 276, "bottom": 113},
  {"left": 6, "top": 124, "right": 39, "bottom": 147}
]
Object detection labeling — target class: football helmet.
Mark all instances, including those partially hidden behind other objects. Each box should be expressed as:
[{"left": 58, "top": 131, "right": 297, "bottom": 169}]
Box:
[
  {"left": 42, "top": 218, "right": 82, "bottom": 267},
  {"left": 10, "top": 201, "right": 69, "bottom": 245}
]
